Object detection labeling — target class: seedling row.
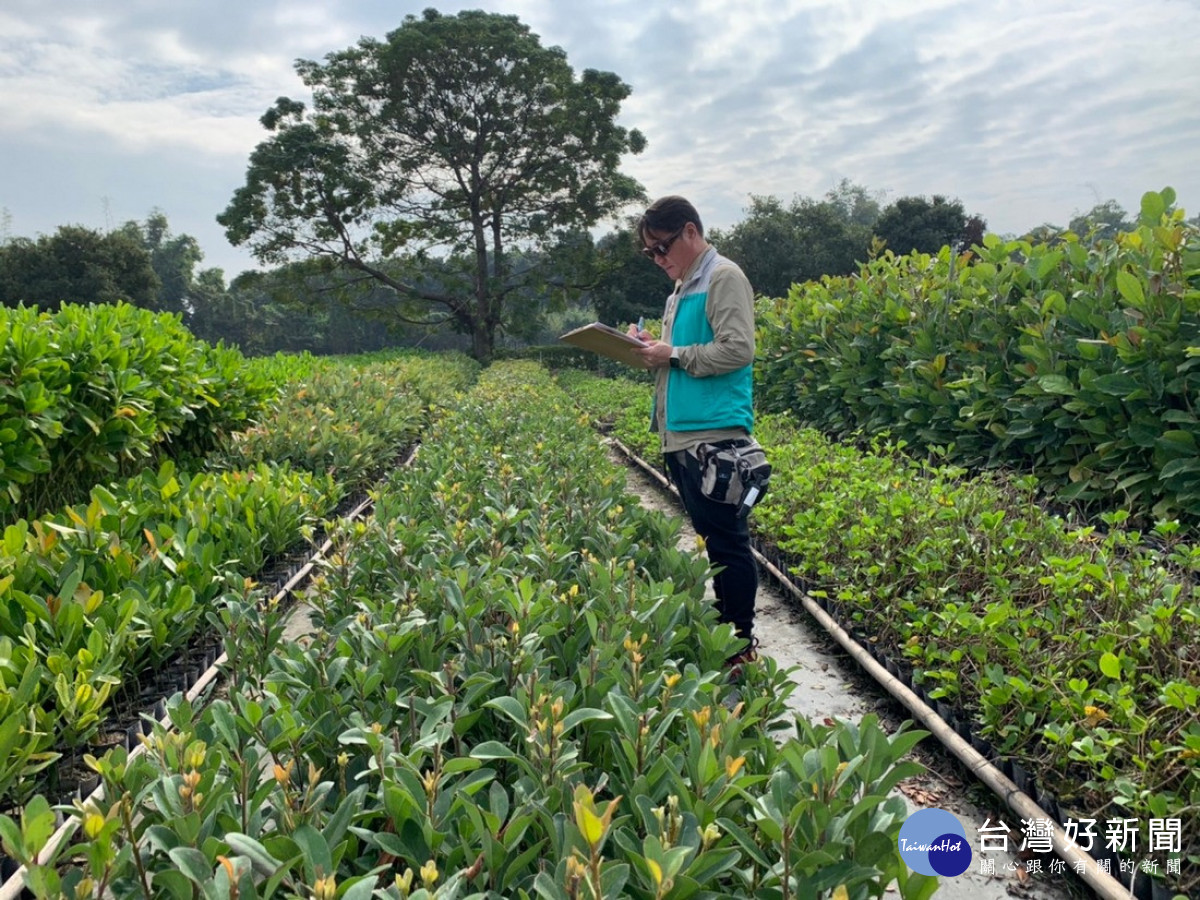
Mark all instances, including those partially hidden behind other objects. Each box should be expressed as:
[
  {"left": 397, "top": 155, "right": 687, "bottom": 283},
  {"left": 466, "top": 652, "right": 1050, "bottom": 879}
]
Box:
[
  {"left": 1, "top": 332, "right": 480, "bottom": 816},
  {"left": 3, "top": 361, "right": 931, "bottom": 900},
  {"left": 558, "top": 369, "right": 1197, "bottom": 897}
]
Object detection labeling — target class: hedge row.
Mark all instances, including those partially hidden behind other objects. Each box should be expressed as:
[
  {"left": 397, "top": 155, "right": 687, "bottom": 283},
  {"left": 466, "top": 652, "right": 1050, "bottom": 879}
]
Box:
[
  {"left": 755, "top": 188, "right": 1200, "bottom": 525},
  {"left": 212, "top": 350, "right": 480, "bottom": 495},
  {"left": 0, "top": 303, "right": 274, "bottom": 523}
]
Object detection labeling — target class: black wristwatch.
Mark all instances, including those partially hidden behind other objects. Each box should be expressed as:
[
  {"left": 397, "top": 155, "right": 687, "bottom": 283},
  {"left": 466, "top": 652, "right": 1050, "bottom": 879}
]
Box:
[{"left": 669, "top": 353, "right": 681, "bottom": 369}]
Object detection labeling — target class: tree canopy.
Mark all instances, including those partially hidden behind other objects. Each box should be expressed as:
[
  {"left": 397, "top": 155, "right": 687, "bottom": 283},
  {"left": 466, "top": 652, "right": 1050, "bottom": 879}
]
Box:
[
  {"left": 1068, "top": 199, "right": 1134, "bottom": 243},
  {"left": 873, "top": 194, "right": 980, "bottom": 256},
  {"left": 0, "top": 225, "right": 160, "bottom": 310},
  {"left": 712, "top": 181, "right": 881, "bottom": 298},
  {"left": 218, "top": 8, "right": 646, "bottom": 360},
  {"left": 117, "top": 211, "right": 210, "bottom": 317}
]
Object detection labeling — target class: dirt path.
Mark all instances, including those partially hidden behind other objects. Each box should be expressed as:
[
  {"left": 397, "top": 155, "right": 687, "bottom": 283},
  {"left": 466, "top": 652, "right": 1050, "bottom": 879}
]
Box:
[{"left": 615, "top": 447, "right": 1083, "bottom": 900}]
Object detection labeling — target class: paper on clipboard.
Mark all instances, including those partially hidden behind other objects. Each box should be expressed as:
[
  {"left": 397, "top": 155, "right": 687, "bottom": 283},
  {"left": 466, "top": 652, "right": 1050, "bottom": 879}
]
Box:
[{"left": 559, "top": 322, "right": 648, "bottom": 367}]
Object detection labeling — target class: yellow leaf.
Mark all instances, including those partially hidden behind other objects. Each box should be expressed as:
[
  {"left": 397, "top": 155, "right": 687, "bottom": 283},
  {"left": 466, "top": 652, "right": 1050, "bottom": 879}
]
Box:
[
  {"left": 647, "top": 858, "right": 663, "bottom": 887},
  {"left": 577, "top": 803, "right": 605, "bottom": 846},
  {"left": 420, "top": 859, "right": 438, "bottom": 888},
  {"left": 832, "top": 886, "right": 850, "bottom": 900},
  {"left": 84, "top": 589, "right": 104, "bottom": 616},
  {"left": 82, "top": 812, "right": 106, "bottom": 839}
]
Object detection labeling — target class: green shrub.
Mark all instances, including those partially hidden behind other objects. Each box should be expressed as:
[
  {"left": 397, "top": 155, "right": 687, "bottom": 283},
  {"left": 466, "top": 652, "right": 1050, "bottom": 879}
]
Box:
[
  {"left": 756, "top": 188, "right": 1200, "bottom": 524},
  {"left": 0, "top": 302, "right": 274, "bottom": 522},
  {"left": 214, "top": 351, "right": 479, "bottom": 493}
]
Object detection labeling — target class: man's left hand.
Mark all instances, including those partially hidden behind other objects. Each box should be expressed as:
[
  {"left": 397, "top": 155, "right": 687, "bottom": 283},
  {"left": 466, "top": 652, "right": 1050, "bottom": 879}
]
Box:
[{"left": 633, "top": 339, "right": 672, "bottom": 369}]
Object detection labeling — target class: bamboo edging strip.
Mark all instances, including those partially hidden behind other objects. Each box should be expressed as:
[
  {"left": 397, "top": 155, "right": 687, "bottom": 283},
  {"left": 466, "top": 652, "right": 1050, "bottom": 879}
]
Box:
[{"left": 610, "top": 437, "right": 1136, "bottom": 900}]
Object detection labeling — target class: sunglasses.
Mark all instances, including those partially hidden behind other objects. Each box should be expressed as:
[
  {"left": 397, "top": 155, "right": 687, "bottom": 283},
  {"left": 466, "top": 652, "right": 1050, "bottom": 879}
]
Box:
[{"left": 641, "top": 226, "right": 685, "bottom": 259}]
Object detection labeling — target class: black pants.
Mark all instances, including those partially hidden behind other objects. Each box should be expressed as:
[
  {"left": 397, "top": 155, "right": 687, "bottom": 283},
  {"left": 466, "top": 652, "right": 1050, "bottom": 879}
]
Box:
[{"left": 665, "top": 450, "right": 757, "bottom": 642}]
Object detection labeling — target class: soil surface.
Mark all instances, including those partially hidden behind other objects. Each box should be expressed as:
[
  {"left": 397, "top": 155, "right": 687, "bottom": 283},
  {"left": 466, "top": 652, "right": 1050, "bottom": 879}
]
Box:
[{"left": 614, "top": 447, "right": 1086, "bottom": 900}]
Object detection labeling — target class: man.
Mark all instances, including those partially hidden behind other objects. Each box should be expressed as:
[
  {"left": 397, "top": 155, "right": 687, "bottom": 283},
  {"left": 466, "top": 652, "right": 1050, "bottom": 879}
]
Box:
[{"left": 629, "top": 195, "right": 760, "bottom": 673}]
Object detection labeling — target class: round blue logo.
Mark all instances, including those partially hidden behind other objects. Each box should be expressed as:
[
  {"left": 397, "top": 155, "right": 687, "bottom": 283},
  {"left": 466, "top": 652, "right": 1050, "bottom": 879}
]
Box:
[{"left": 897, "top": 808, "right": 972, "bottom": 877}]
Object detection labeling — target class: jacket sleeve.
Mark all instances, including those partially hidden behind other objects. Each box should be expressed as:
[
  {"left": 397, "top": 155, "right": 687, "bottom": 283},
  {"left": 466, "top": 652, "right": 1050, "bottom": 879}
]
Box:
[{"left": 677, "top": 265, "right": 755, "bottom": 376}]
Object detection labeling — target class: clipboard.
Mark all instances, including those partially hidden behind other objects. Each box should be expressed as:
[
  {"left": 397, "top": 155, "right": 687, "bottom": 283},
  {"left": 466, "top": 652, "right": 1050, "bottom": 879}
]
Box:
[{"left": 559, "top": 322, "right": 648, "bottom": 367}]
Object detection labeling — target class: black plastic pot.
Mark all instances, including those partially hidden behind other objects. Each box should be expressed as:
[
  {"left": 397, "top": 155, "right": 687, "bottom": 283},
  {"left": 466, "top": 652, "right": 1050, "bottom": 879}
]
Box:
[
  {"left": 1039, "top": 791, "right": 1060, "bottom": 825},
  {"left": 1130, "top": 861, "right": 1153, "bottom": 900},
  {"left": 954, "top": 717, "right": 973, "bottom": 744},
  {"left": 1010, "top": 761, "right": 1035, "bottom": 801},
  {"left": 970, "top": 733, "right": 990, "bottom": 757}
]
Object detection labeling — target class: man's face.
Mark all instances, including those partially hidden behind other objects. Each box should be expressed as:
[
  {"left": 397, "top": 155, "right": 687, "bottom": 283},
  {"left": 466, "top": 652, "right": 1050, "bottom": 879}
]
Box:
[{"left": 642, "top": 224, "right": 693, "bottom": 280}]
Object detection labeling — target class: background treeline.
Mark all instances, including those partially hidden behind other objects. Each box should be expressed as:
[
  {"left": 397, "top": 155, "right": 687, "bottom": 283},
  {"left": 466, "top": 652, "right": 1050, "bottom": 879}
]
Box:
[{"left": 4, "top": 182, "right": 1187, "bottom": 359}]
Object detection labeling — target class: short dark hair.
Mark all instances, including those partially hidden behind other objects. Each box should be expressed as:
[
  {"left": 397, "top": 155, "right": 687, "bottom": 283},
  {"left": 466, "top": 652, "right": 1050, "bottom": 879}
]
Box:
[{"left": 638, "top": 195, "right": 704, "bottom": 242}]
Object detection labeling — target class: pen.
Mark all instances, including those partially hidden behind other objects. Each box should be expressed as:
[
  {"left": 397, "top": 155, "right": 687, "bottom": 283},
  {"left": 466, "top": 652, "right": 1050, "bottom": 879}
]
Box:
[{"left": 637, "top": 317, "right": 644, "bottom": 333}]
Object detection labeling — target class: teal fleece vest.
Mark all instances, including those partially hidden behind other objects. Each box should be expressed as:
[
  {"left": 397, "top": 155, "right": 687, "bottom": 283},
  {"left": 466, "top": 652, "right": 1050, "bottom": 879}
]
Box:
[{"left": 665, "top": 257, "right": 754, "bottom": 433}]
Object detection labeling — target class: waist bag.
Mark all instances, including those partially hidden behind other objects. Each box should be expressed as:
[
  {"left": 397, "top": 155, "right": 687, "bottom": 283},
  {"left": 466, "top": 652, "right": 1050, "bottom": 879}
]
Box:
[{"left": 695, "top": 438, "right": 772, "bottom": 518}]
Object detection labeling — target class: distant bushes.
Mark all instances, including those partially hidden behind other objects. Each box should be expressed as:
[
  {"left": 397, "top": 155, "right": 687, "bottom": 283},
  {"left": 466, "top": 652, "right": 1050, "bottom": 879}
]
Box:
[{"left": 213, "top": 349, "right": 480, "bottom": 494}]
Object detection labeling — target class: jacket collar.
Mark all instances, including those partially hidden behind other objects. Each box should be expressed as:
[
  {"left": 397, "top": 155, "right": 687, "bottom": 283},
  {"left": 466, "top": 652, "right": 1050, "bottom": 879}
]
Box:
[{"left": 675, "top": 244, "right": 716, "bottom": 293}]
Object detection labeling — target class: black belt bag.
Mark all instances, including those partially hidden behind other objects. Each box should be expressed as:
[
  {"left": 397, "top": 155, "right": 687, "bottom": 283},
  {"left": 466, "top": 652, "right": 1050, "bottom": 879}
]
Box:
[{"left": 695, "top": 438, "right": 772, "bottom": 518}]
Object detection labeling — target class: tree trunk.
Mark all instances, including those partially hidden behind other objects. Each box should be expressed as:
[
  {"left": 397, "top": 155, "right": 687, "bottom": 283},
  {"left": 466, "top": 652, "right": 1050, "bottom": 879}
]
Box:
[{"left": 471, "top": 320, "right": 494, "bottom": 363}]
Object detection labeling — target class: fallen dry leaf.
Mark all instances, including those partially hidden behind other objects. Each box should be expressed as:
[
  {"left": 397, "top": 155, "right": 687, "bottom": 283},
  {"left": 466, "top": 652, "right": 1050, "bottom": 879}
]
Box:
[{"left": 897, "top": 782, "right": 943, "bottom": 806}]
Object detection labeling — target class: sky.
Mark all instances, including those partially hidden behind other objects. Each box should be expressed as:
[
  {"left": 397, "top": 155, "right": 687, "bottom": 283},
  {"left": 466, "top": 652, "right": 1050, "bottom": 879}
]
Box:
[{"left": 2, "top": 0, "right": 1198, "bottom": 280}]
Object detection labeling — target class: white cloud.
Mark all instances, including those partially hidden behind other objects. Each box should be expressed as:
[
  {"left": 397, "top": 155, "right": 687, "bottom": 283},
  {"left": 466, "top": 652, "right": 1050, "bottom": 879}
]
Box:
[{"left": 1, "top": 0, "right": 1197, "bottom": 276}]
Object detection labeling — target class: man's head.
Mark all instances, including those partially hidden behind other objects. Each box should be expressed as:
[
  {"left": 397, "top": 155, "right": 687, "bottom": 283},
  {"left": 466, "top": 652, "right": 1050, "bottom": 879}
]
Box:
[{"left": 638, "top": 195, "right": 707, "bottom": 280}]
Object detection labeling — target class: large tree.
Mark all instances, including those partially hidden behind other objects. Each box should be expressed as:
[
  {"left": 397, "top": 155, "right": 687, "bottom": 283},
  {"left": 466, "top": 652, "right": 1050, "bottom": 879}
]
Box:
[
  {"left": 118, "top": 211, "right": 208, "bottom": 317},
  {"left": 0, "top": 225, "right": 160, "bottom": 310},
  {"left": 1068, "top": 199, "right": 1133, "bottom": 243},
  {"left": 219, "top": 8, "right": 646, "bottom": 361}
]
